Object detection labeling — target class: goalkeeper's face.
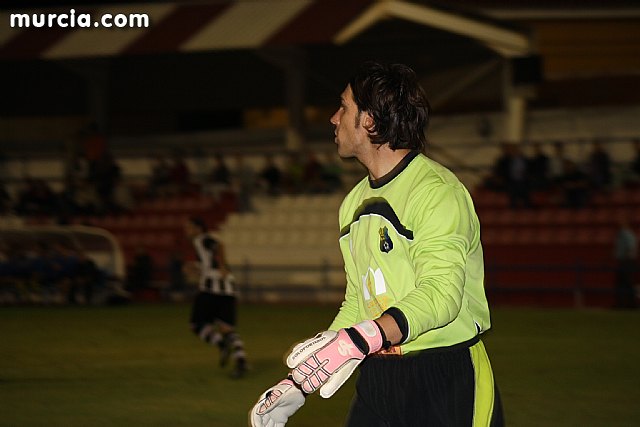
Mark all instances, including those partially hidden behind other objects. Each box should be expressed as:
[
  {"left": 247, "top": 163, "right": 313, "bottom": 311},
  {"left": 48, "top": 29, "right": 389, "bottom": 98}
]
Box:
[{"left": 330, "top": 85, "right": 373, "bottom": 160}]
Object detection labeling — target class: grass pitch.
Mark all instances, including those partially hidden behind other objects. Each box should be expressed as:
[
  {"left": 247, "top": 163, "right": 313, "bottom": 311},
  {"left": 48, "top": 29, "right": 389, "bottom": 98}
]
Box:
[{"left": 0, "top": 303, "right": 638, "bottom": 426}]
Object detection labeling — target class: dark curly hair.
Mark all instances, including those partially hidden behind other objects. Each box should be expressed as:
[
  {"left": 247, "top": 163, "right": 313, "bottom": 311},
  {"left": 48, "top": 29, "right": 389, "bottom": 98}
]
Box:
[{"left": 349, "top": 61, "right": 430, "bottom": 151}]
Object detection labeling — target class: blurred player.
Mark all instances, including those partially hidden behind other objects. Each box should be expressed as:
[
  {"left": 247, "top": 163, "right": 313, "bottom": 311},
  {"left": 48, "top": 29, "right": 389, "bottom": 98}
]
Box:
[
  {"left": 184, "top": 216, "right": 247, "bottom": 378},
  {"left": 251, "top": 61, "right": 503, "bottom": 426}
]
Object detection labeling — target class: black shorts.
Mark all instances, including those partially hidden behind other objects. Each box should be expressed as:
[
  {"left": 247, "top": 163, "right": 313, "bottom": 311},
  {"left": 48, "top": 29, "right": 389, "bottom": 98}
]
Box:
[
  {"left": 345, "top": 338, "right": 503, "bottom": 427},
  {"left": 190, "top": 292, "right": 237, "bottom": 328}
]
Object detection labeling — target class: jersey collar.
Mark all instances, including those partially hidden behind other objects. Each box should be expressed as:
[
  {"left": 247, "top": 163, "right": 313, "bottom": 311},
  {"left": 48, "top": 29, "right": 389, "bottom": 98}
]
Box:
[{"left": 368, "top": 150, "right": 421, "bottom": 189}]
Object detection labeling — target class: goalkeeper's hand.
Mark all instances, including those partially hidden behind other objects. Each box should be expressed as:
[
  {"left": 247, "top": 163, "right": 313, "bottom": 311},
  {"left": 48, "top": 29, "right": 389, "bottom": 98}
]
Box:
[
  {"left": 250, "top": 378, "right": 305, "bottom": 427},
  {"left": 285, "top": 320, "right": 385, "bottom": 398}
]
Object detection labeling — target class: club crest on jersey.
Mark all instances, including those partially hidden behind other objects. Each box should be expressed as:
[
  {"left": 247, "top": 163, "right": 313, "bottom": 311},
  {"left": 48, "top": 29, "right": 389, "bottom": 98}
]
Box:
[{"left": 379, "top": 226, "right": 393, "bottom": 253}]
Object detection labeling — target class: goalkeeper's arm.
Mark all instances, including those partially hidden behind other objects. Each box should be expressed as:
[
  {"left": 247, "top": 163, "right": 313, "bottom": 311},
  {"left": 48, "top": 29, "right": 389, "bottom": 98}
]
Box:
[{"left": 373, "top": 311, "right": 404, "bottom": 346}]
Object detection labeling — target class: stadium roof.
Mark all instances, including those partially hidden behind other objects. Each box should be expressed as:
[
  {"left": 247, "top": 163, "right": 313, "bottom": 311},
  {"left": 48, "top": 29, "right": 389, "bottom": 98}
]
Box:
[
  {"left": 0, "top": 0, "right": 535, "bottom": 60},
  {"left": 1, "top": 0, "right": 639, "bottom": 131}
]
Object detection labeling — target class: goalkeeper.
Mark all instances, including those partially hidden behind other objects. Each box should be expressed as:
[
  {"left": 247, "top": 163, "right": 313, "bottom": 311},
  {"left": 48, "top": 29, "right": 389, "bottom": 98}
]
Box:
[{"left": 251, "top": 61, "right": 504, "bottom": 426}]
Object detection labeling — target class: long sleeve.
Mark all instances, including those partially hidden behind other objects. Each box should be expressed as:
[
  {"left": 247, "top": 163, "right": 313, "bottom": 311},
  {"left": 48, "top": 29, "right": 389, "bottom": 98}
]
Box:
[{"left": 393, "top": 183, "right": 476, "bottom": 342}]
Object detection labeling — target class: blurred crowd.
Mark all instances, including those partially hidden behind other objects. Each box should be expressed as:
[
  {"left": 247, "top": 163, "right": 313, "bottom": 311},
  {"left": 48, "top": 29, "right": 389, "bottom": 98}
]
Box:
[
  {"left": 0, "top": 240, "right": 106, "bottom": 305},
  {"left": 0, "top": 125, "right": 132, "bottom": 221},
  {"left": 481, "top": 140, "right": 640, "bottom": 208},
  {"left": 0, "top": 142, "right": 345, "bottom": 221},
  {"left": 2, "top": 133, "right": 639, "bottom": 219},
  {"left": 198, "top": 150, "right": 344, "bottom": 212}
]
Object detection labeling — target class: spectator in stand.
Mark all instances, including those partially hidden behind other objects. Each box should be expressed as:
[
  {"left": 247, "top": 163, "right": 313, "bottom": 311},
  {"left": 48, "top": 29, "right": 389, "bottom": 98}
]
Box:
[
  {"left": 73, "top": 179, "right": 102, "bottom": 215},
  {"left": 28, "top": 241, "right": 59, "bottom": 303},
  {"left": 284, "top": 152, "right": 304, "bottom": 194},
  {"left": 72, "top": 250, "right": 104, "bottom": 305},
  {"left": 628, "top": 139, "right": 640, "bottom": 186},
  {"left": 587, "top": 141, "right": 612, "bottom": 191},
  {"left": 56, "top": 176, "right": 81, "bottom": 223},
  {"left": 482, "top": 143, "right": 511, "bottom": 192},
  {"left": 505, "top": 143, "right": 531, "bottom": 208},
  {"left": 3, "top": 242, "right": 35, "bottom": 301},
  {"left": 528, "top": 142, "right": 550, "bottom": 191},
  {"left": 167, "top": 250, "right": 186, "bottom": 292},
  {"left": 633, "top": 139, "right": 640, "bottom": 172},
  {"left": 210, "top": 153, "right": 231, "bottom": 187},
  {"left": 148, "top": 155, "right": 171, "bottom": 198},
  {"left": 0, "top": 181, "right": 11, "bottom": 213},
  {"left": 15, "top": 178, "right": 56, "bottom": 216},
  {"left": 90, "top": 151, "right": 121, "bottom": 213},
  {"left": 320, "top": 152, "right": 344, "bottom": 193},
  {"left": 233, "top": 153, "right": 255, "bottom": 212},
  {"left": 208, "top": 153, "right": 232, "bottom": 200},
  {"left": 126, "top": 246, "right": 154, "bottom": 293},
  {"left": 559, "top": 159, "right": 590, "bottom": 208},
  {"left": 51, "top": 243, "right": 81, "bottom": 304},
  {"left": 613, "top": 214, "right": 638, "bottom": 309},
  {"left": 549, "top": 141, "right": 569, "bottom": 186},
  {"left": 168, "top": 151, "right": 192, "bottom": 195},
  {"left": 302, "top": 150, "right": 323, "bottom": 193},
  {"left": 112, "top": 174, "right": 135, "bottom": 213},
  {"left": 259, "top": 154, "right": 282, "bottom": 197},
  {"left": 81, "top": 123, "right": 108, "bottom": 182}
]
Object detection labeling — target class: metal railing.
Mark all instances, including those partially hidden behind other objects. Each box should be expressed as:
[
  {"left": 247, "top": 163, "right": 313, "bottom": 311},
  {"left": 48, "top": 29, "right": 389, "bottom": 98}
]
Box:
[{"left": 230, "top": 260, "right": 632, "bottom": 307}]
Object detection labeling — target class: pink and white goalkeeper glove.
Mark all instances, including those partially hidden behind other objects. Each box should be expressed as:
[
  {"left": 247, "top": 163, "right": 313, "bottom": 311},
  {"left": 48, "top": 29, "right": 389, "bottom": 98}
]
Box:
[
  {"left": 250, "top": 378, "right": 305, "bottom": 427},
  {"left": 285, "top": 320, "right": 385, "bottom": 398}
]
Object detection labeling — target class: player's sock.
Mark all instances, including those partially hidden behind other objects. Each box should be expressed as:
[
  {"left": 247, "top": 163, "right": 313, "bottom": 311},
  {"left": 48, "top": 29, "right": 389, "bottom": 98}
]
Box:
[
  {"left": 210, "top": 331, "right": 224, "bottom": 348},
  {"left": 218, "top": 333, "right": 231, "bottom": 367},
  {"left": 198, "top": 324, "right": 223, "bottom": 347},
  {"left": 226, "top": 332, "right": 247, "bottom": 378}
]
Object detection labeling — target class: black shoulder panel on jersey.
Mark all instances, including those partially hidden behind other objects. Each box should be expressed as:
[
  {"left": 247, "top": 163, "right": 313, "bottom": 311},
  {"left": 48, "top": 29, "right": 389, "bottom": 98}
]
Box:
[{"left": 339, "top": 197, "right": 414, "bottom": 240}]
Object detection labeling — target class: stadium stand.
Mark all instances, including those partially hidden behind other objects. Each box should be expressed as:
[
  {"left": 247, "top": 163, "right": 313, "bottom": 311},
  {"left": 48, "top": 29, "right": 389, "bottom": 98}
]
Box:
[
  {"left": 209, "top": 184, "right": 640, "bottom": 307},
  {"left": 218, "top": 193, "right": 346, "bottom": 302},
  {"left": 475, "top": 187, "right": 640, "bottom": 307}
]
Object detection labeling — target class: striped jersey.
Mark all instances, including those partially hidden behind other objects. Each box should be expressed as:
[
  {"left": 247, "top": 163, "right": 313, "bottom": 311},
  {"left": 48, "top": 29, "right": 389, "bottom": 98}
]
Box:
[
  {"left": 192, "top": 232, "right": 235, "bottom": 295},
  {"left": 329, "top": 151, "right": 491, "bottom": 354}
]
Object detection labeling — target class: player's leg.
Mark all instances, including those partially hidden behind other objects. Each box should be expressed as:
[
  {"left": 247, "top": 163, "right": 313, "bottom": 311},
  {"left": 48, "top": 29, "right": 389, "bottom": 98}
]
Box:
[
  {"left": 215, "top": 295, "right": 247, "bottom": 377},
  {"left": 344, "top": 389, "right": 390, "bottom": 427},
  {"left": 190, "top": 292, "right": 224, "bottom": 349},
  {"left": 347, "top": 338, "right": 485, "bottom": 426},
  {"left": 217, "top": 321, "right": 247, "bottom": 374},
  {"left": 196, "top": 323, "right": 225, "bottom": 349},
  {"left": 401, "top": 339, "right": 501, "bottom": 426},
  {"left": 343, "top": 355, "right": 401, "bottom": 427}
]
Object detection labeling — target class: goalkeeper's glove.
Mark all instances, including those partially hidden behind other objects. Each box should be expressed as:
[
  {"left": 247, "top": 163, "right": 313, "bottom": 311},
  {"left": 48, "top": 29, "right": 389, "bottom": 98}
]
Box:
[
  {"left": 285, "top": 320, "right": 386, "bottom": 398},
  {"left": 250, "top": 378, "right": 305, "bottom": 427}
]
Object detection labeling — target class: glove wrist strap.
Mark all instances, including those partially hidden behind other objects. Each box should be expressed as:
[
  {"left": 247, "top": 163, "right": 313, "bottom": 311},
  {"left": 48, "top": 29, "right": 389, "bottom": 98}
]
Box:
[
  {"left": 373, "top": 320, "right": 392, "bottom": 350},
  {"left": 345, "top": 327, "right": 370, "bottom": 354},
  {"left": 349, "top": 320, "right": 385, "bottom": 355}
]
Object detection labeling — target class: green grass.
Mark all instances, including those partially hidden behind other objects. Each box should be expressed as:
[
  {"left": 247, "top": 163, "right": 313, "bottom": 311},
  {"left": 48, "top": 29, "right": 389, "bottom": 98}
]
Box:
[{"left": 0, "top": 304, "right": 638, "bottom": 426}]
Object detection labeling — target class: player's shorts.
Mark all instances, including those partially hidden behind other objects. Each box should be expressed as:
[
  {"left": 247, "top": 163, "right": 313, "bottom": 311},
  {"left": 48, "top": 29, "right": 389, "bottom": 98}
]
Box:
[
  {"left": 190, "top": 292, "right": 237, "bottom": 328},
  {"left": 345, "top": 337, "right": 504, "bottom": 427}
]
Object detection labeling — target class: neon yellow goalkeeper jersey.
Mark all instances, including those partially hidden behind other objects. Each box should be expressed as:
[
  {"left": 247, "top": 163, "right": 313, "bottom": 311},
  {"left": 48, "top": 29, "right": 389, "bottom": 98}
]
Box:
[{"left": 329, "top": 151, "right": 491, "bottom": 354}]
